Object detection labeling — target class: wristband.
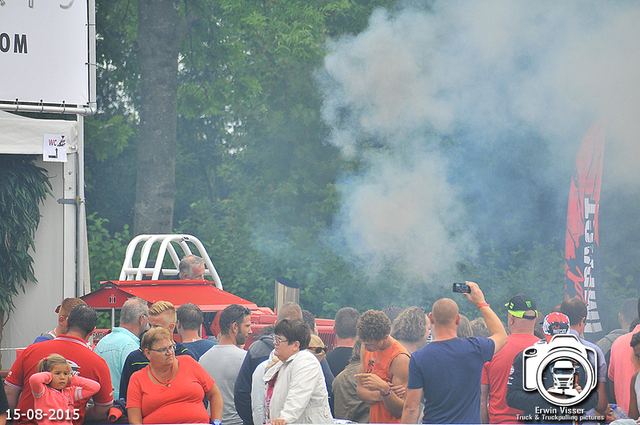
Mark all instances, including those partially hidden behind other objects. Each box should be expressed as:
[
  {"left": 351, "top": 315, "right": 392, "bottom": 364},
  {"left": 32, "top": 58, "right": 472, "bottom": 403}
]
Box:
[
  {"left": 380, "top": 387, "right": 392, "bottom": 397},
  {"left": 477, "top": 302, "right": 490, "bottom": 309},
  {"left": 212, "top": 420, "right": 222, "bottom": 425}
]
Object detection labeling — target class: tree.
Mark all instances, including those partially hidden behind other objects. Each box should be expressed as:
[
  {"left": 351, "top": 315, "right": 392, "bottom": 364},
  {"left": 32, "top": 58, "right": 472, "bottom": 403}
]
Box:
[
  {"left": 86, "top": 0, "right": 407, "bottom": 316},
  {"left": 133, "top": 0, "right": 185, "bottom": 234},
  {"left": 0, "top": 155, "right": 51, "bottom": 361}
]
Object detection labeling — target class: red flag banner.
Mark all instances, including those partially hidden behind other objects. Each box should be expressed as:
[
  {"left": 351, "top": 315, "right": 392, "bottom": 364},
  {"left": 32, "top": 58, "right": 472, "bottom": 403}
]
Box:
[{"left": 564, "top": 121, "right": 605, "bottom": 338}]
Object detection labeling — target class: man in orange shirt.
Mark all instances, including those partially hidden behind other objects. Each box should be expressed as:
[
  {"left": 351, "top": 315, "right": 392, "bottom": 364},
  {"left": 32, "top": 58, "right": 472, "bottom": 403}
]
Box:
[{"left": 355, "top": 309, "right": 410, "bottom": 423}]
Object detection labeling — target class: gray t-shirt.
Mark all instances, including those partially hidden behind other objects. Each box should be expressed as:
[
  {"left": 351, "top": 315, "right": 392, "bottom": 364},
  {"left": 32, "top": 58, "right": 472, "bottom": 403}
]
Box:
[{"left": 200, "top": 344, "right": 247, "bottom": 425}]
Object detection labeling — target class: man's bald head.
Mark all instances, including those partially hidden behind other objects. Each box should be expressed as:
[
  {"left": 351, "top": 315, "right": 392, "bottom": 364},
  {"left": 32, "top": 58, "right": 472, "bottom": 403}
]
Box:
[{"left": 431, "top": 298, "right": 459, "bottom": 326}]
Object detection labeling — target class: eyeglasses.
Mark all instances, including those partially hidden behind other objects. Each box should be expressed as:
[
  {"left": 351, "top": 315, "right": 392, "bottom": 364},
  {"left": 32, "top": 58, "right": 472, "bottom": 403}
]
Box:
[
  {"left": 309, "top": 346, "right": 327, "bottom": 354},
  {"left": 148, "top": 344, "right": 176, "bottom": 355},
  {"left": 231, "top": 307, "right": 252, "bottom": 325},
  {"left": 273, "top": 336, "right": 289, "bottom": 345}
]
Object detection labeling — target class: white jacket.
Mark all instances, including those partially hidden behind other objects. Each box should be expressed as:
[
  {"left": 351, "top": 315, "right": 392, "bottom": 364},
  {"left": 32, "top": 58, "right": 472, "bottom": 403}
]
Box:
[
  {"left": 262, "top": 349, "right": 333, "bottom": 424},
  {"left": 252, "top": 351, "right": 276, "bottom": 425}
]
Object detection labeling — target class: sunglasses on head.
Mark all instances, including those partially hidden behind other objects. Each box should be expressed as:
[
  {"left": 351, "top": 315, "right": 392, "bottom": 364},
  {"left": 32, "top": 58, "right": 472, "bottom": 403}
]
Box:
[
  {"left": 232, "top": 307, "right": 251, "bottom": 324},
  {"left": 309, "top": 346, "right": 327, "bottom": 354}
]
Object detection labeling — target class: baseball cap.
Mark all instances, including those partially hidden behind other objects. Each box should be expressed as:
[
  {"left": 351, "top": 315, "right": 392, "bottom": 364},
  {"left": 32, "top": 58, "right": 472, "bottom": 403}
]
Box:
[
  {"left": 542, "top": 312, "right": 570, "bottom": 342},
  {"left": 505, "top": 295, "right": 538, "bottom": 320}
]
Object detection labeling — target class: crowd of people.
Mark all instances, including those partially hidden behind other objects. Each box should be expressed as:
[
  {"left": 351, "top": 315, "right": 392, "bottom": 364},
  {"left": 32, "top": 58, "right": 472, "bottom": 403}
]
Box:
[{"left": 1, "top": 257, "right": 640, "bottom": 424}]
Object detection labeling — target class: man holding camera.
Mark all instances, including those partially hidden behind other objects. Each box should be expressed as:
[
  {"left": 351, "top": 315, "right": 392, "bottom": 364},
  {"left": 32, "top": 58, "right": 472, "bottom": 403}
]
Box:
[{"left": 401, "top": 281, "right": 507, "bottom": 424}]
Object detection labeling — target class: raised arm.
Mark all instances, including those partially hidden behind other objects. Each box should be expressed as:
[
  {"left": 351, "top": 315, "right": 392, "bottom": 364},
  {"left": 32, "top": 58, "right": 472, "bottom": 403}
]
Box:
[
  {"left": 28, "top": 371, "right": 52, "bottom": 399},
  {"left": 464, "top": 281, "right": 507, "bottom": 354},
  {"left": 70, "top": 375, "right": 101, "bottom": 401}
]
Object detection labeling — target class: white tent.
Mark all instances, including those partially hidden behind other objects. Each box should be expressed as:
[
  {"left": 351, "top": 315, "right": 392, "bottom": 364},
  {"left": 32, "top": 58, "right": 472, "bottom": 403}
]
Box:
[{"left": 0, "top": 110, "right": 87, "bottom": 370}]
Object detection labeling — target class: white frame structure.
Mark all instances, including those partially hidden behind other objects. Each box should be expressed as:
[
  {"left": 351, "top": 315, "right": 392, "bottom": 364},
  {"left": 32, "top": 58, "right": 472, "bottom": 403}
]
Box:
[{"left": 118, "top": 234, "right": 223, "bottom": 290}]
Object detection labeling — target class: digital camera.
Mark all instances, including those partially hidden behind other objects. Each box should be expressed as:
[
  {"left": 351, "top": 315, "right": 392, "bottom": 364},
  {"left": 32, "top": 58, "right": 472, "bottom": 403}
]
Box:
[{"left": 522, "top": 333, "right": 597, "bottom": 405}]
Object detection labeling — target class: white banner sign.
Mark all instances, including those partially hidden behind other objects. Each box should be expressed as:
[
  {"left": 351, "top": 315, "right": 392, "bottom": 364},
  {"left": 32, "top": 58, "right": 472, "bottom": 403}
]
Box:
[{"left": 0, "top": 1, "right": 89, "bottom": 107}]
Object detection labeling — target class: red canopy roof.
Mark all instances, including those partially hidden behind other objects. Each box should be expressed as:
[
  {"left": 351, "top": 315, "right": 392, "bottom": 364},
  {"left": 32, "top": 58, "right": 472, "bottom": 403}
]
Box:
[{"left": 81, "top": 280, "right": 259, "bottom": 312}]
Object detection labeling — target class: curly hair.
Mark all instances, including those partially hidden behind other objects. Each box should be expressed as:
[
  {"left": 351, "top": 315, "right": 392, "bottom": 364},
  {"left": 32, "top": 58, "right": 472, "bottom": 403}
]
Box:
[
  {"left": 391, "top": 307, "right": 427, "bottom": 343},
  {"left": 357, "top": 310, "right": 391, "bottom": 342}
]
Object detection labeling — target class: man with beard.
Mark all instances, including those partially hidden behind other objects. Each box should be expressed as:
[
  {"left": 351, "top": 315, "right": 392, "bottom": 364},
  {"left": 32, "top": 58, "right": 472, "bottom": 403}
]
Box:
[{"left": 200, "top": 304, "right": 252, "bottom": 425}]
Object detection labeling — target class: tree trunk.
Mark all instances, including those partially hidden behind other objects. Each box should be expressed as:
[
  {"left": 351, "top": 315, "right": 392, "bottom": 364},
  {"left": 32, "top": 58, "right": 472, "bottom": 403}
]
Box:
[{"left": 133, "top": 0, "right": 183, "bottom": 235}]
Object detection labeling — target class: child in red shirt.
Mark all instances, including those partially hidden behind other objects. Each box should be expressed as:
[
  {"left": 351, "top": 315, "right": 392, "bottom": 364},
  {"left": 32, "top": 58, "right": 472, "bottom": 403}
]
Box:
[{"left": 29, "top": 354, "right": 100, "bottom": 425}]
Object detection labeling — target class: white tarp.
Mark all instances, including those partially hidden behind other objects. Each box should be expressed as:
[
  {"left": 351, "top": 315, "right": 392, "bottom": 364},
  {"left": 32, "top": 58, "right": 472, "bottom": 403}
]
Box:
[
  {"left": 0, "top": 110, "right": 78, "bottom": 154},
  {"left": 0, "top": 110, "right": 80, "bottom": 369},
  {"left": 0, "top": 0, "right": 89, "bottom": 106}
]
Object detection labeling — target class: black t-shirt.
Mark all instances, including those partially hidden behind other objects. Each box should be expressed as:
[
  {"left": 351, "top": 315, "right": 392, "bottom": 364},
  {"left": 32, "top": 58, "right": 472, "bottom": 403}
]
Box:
[{"left": 326, "top": 346, "right": 353, "bottom": 377}]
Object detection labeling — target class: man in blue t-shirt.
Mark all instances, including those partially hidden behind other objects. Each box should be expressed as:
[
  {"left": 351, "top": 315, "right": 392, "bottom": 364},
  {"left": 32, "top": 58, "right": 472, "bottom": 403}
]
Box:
[{"left": 401, "top": 281, "right": 507, "bottom": 424}]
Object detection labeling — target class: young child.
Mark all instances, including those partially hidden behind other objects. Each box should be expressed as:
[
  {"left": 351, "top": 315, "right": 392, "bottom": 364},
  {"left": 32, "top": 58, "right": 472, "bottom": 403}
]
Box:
[{"left": 29, "top": 354, "right": 101, "bottom": 425}]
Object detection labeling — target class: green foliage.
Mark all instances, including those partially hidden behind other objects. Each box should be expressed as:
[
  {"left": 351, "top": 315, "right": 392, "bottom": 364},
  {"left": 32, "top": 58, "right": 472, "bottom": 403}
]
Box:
[
  {"left": 599, "top": 265, "right": 638, "bottom": 332},
  {"left": 86, "top": 213, "right": 131, "bottom": 291},
  {"left": 0, "top": 155, "right": 52, "bottom": 312},
  {"left": 456, "top": 242, "right": 565, "bottom": 321},
  {"left": 87, "top": 0, "right": 584, "bottom": 324},
  {"left": 84, "top": 115, "right": 135, "bottom": 162}
]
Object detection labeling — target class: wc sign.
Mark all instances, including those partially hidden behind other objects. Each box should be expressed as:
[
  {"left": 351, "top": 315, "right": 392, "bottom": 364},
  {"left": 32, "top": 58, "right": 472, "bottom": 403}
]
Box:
[{"left": 43, "top": 134, "right": 68, "bottom": 162}]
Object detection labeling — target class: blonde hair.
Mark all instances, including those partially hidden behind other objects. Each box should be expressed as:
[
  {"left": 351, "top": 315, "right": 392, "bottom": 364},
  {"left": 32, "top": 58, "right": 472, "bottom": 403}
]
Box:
[
  {"left": 148, "top": 301, "right": 177, "bottom": 323},
  {"left": 37, "top": 353, "right": 72, "bottom": 373}
]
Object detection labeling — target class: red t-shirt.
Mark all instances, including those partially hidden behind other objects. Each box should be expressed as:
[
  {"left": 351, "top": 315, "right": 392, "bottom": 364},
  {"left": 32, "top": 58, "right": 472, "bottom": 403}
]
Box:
[
  {"left": 482, "top": 333, "right": 540, "bottom": 424},
  {"left": 609, "top": 324, "right": 640, "bottom": 413},
  {"left": 363, "top": 339, "right": 409, "bottom": 424},
  {"left": 5, "top": 335, "right": 113, "bottom": 425},
  {"left": 126, "top": 355, "right": 214, "bottom": 424}
]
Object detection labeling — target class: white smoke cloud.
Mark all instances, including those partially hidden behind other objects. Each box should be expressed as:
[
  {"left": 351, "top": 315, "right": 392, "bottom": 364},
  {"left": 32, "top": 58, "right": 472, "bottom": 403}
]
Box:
[
  {"left": 336, "top": 148, "right": 474, "bottom": 280},
  {"left": 320, "top": 0, "right": 640, "bottom": 283}
]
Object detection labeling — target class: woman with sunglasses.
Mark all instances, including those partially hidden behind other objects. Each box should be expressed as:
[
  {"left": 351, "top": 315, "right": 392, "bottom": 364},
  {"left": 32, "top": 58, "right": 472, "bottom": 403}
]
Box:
[
  {"left": 127, "top": 327, "right": 223, "bottom": 424},
  {"left": 262, "top": 318, "right": 333, "bottom": 425}
]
